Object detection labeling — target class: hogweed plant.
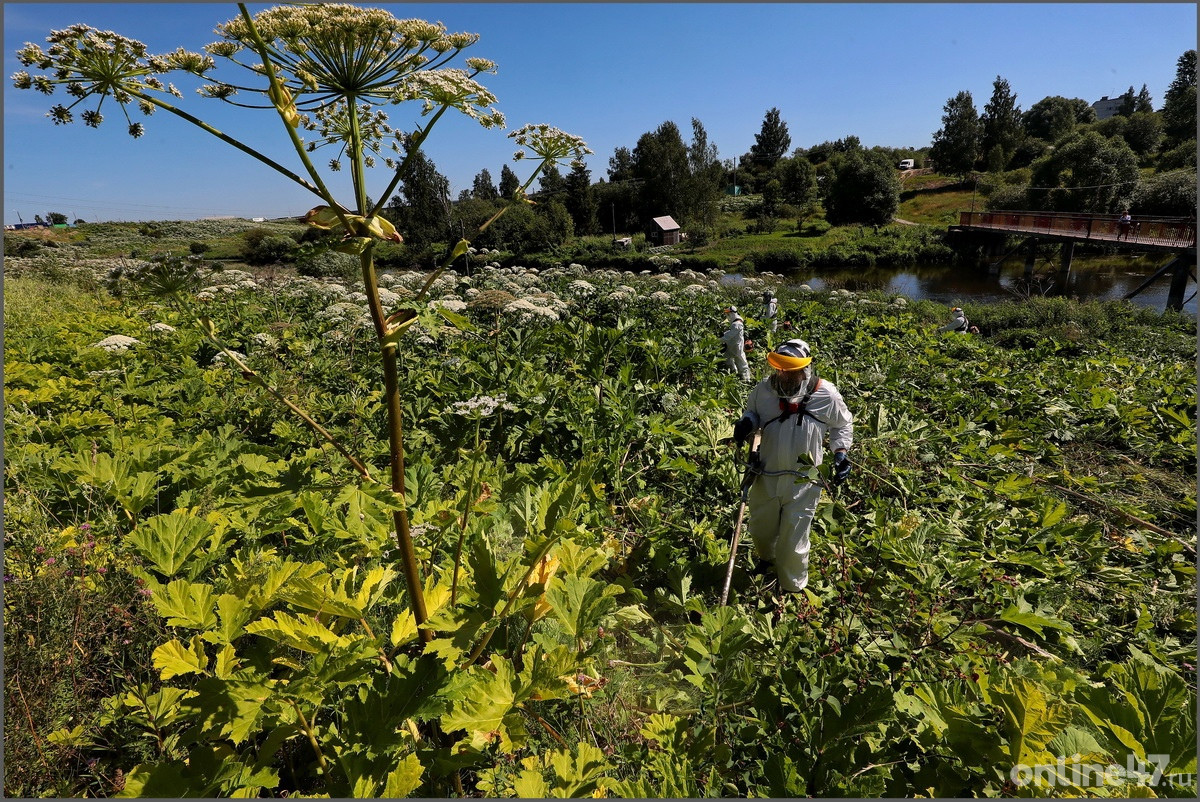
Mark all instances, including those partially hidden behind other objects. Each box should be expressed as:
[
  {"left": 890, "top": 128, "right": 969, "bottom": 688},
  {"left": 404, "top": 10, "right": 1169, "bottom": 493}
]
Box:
[
  {"left": 15, "top": 4, "right": 602, "bottom": 795},
  {"left": 15, "top": 2, "right": 589, "bottom": 639}
]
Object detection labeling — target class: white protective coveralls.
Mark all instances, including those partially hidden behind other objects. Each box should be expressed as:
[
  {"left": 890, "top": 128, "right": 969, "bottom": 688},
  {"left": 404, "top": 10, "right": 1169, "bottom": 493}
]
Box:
[
  {"left": 938, "top": 307, "right": 971, "bottom": 333},
  {"left": 762, "top": 293, "right": 779, "bottom": 333},
  {"left": 721, "top": 309, "right": 752, "bottom": 381},
  {"left": 740, "top": 364, "right": 853, "bottom": 592}
]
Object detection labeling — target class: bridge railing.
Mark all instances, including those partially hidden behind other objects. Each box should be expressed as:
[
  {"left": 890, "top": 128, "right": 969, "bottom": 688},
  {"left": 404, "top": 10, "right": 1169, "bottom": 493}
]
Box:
[{"left": 959, "top": 210, "right": 1197, "bottom": 248}]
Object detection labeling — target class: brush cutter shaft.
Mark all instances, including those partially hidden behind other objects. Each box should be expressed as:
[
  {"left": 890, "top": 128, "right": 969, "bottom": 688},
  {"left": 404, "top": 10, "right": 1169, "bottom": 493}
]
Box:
[{"left": 720, "top": 432, "right": 761, "bottom": 606}]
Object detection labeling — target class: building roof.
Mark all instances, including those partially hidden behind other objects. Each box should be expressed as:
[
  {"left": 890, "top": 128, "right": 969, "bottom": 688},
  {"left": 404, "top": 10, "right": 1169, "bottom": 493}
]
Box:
[{"left": 651, "top": 215, "right": 680, "bottom": 231}]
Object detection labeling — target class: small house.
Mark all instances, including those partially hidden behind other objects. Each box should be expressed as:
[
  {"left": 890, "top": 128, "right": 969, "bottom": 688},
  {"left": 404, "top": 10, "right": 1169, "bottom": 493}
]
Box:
[{"left": 649, "top": 215, "right": 681, "bottom": 247}]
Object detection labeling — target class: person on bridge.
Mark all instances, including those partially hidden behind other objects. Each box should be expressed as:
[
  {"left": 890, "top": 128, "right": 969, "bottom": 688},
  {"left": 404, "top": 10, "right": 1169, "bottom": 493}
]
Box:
[
  {"left": 1118, "top": 210, "right": 1133, "bottom": 241},
  {"left": 938, "top": 306, "right": 979, "bottom": 334},
  {"left": 731, "top": 339, "right": 854, "bottom": 594},
  {"left": 721, "top": 306, "right": 752, "bottom": 382}
]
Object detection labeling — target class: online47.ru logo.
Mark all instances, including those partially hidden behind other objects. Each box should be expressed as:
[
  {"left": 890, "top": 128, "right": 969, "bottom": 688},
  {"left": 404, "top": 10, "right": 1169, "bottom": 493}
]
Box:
[{"left": 1010, "top": 754, "right": 1197, "bottom": 790}]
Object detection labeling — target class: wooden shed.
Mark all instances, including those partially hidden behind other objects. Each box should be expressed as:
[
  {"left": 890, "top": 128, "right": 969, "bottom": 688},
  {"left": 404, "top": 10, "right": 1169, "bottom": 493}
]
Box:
[{"left": 649, "top": 215, "right": 681, "bottom": 246}]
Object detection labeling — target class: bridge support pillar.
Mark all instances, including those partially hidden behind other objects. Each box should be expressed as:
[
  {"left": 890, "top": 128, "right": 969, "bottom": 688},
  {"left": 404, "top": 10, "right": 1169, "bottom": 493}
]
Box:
[
  {"left": 1058, "top": 241, "right": 1074, "bottom": 276},
  {"left": 1166, "top": 255, "right": 1194, "bottom": 312},
  {"left": 1024, "top": 238, "right": 1038, "bottom": 277}
]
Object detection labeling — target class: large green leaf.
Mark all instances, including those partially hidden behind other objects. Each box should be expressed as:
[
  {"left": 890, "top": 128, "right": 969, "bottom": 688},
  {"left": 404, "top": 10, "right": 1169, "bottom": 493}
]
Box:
[
  {"left": 152, "top": 635, "right": 209, "bottom": 680},
  {"left": 545, "top": 574, "right": 622, "bottom": 640},
  {"left": 441, "top": 656, "right": 519, "bottom": 749},
  {"left": 999, "top": 604, "right": 1074, "bottom": 639},
  {"left": 152, "top": 580, "right": 218, "bottom": 630},
  {"left": 986, "top": 676, "right": 1073, "bottom": 765},
  {"left": 244, "top": 610, "right": 357, "bottom": 654},
  {"left": 128, "top": 511, "right": 215, "bottom": 579}
]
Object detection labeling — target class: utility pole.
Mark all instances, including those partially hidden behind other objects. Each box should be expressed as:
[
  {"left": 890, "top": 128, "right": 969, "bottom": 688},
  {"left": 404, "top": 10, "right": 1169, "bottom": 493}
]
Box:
[{"left": 610, "top": 203, "right": 615, "bottom": 240}]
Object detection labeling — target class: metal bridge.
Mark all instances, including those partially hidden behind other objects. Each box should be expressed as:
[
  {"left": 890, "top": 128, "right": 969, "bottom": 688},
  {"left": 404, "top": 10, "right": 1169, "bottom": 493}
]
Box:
[
  {"left": 954, "top": 210, "right": 1196, "bottom": 253},
  {"left": 951, "top": 210, "right": 1197, "bottom": 311}
]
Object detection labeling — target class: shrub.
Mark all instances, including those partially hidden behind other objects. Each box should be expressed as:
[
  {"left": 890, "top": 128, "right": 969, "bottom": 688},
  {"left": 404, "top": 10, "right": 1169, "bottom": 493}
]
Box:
[
  {"left": 803, "top": 219, "right": 832, "bottom": 236},
  {"left": 1156, "top": 139, "right": 1197, "bottom": 171},
  {"left": 747, "top": 247, "right": 807, "bottom": 272},
  {"left": 985, "top": 184, "right": 1029, "bottom": 211},
  {"left": 188, "top": 241, "right": 211, "bottom": 255},
  {"left": 295, "top": 248, "right": 358, "bottom": 278},
  {"left": 6, "top": 238, "right": 42, "bottom": 257},
  {"left": 1132, "top": 169, "right": 1197, "bottom": 217},
  {"left": 244, "top": 233, "right": 296, "bottom": 265},
  {"left": 241, "top": 227, "right": 274, "bottom": 250}
]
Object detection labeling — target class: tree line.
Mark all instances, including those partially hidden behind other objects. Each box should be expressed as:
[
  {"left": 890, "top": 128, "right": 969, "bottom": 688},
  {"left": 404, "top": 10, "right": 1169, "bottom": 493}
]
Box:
[
  {"left": 380, "top": 48, "right": 1194, "bottom": 261},
  {"left": 930, "top": 49, "right": 1195, "bottom": 217}
]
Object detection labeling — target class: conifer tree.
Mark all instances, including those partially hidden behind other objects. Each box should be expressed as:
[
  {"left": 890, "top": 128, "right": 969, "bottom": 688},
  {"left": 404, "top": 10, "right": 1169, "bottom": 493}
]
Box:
[{"left": 930, "top": 91, "right": 981, "bottom": 177}]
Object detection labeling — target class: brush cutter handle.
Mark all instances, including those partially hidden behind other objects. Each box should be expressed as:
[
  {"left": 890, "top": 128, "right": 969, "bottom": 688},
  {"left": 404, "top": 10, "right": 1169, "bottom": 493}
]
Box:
[{"left": 720, "top": 432, "right": 761, "bottom": 606}]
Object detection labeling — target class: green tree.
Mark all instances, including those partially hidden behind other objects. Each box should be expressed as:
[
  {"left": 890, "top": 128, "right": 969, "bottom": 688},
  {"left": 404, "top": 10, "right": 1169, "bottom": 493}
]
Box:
[
  {"left": 563, "top": 159, "right": 598, "bottom": 235},
  {"left": 777, "top": 154, "right": 817, "bottom": 207},
  {"left": 1157, "top": 138, "right": 1197, "bottom": 171},
  {"left": 45, "top": 211, "right": 69, "bottom": 225},
  {"left": 760, "top": 177, "right": 782, "bottom": 219},
  {"left": 1116, "top": 86, "right": 1137, "bottom": 117},
  {"left": 748, "top": 106, "right": 791, "bottom": 169},
  {"left": 929, "top": 90, "right": 981, "bottom": 177},
  {"left": 1132, "top": 168, "right": 1197, "bottom": 217},
  {"left": 631, "top": 120, "right": 689, "bottom": 228},
  {"left": 471, "top": 167, "right": 498, "bottom": 201},
  {"left": 685, "top": 117, "right": 724, "bottom": 234},
  {"left": 1135, "top": 83, "right": 1154, "bottom": 113},
  {"left": 607, "top": 145, "right": 635, "bottom": 182},
  {"left": 528, "top": 198, "right": 573, "bottom": 250},
  {"left": 823, "top": 149, "right": 901, "bottom": 226},
  {"left": 980, "top": 76, "right": 1023, "bottom": 171},
  {"left": 1161, "top": 49, "right": 1197, "bottom": 146},
  {"left": 593, "top": 178, "right": 637, "bottom": 236},
  {"left": 537, "top": 163, "right": 566, "bottom": 198},
  {"left": 386, "top": 145, "right": 451, "bottom": 253},
  {"left": 1121, "top": 112, "right": 1163, "bottom": 160},
  {"left": 450, "top": 196, "right": 502, "bottom": 248},
  {"left": 1029, "top": 130, "right": 1139, "bottom": 213},
  {"left": 498, "top": 163, "right": 520, "bottom": 198},
  {"left": 1023, "top": 95, "right": 1092, "bottom": 142}
]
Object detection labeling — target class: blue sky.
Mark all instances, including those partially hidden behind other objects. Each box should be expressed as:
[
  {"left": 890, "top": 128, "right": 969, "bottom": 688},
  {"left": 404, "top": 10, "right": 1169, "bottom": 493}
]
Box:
[{"left": 4, "top": 2, "right": 1195, "bottom": 224}]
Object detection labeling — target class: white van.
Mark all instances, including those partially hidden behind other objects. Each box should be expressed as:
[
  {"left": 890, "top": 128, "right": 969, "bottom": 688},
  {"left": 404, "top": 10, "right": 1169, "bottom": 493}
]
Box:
[{"left": 898, "top": 159, "right": 915, "bottom": 170}]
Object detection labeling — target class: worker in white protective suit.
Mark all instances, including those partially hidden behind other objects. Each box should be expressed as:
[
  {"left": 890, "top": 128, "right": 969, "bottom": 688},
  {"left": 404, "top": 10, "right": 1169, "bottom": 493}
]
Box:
[
  {"left": 732, "top": 339, "right": 854, "bottom": 593},
  {"left": 721, "top": 306, "right": 752, "bottom": 382},
  {"left": 938, "top": 306, "right": 978, "bottom": 334},
  {"left": 761, "top": 291, "right": 779, "bottom": 334}
]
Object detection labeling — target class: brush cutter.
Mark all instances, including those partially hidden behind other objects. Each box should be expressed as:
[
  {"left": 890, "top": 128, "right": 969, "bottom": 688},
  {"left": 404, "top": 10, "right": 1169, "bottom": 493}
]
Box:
[{"left": 720, "top": 431, "right": 761, "bottom": 606}]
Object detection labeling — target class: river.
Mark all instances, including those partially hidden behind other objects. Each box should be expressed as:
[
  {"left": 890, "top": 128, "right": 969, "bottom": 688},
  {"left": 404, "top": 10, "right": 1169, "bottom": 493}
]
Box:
[{"left": 728, "top": 259, "right": 1197, "bottom": 317}]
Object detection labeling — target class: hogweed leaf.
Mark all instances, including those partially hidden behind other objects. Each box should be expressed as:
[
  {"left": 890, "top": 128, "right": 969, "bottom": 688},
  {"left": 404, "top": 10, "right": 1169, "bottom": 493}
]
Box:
[
  {"left": 128, "top": 511, "right": 217, "bottom": 579},
  {"left": 383, "top": 754, "right": 425, "bottom": 796},
  {"left": 153, "top": 635, "right": 209, "bottom": 680},
  {"left": 152, "top": 579, "right": 219, "bottom": 630},
  {"left": 245, "top": 610, "right": 357, "bottom": 653}
]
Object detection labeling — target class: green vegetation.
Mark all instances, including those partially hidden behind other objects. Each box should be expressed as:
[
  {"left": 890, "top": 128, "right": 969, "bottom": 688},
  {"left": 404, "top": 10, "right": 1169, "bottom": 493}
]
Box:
[{"left": 5, "top": 255, "right": 1195, "bottom": 797}]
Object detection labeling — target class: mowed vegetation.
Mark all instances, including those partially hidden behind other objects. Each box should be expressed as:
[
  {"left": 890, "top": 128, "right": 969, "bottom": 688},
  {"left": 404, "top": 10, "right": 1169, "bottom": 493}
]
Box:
[{"left": 4, "top": 233, "right": 1196, "bottom": 797}]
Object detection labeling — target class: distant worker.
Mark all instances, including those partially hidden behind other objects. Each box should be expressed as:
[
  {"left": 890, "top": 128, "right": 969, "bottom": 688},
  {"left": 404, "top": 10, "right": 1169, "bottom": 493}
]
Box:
[
  {"left": 761, "top": 290, "right": 779, "bottom": 334},
  {"left": 1118, "top": 210, "right": 1133, "bottom": 241},
  {"left": 938, "top": 306, "right": 979, "bottom": 334},
  {"left": 721, "top": 305, "right": 752, "bottom": 382},
  {"left": 731, "top": 339, "right": 854, "bottom": 593}
]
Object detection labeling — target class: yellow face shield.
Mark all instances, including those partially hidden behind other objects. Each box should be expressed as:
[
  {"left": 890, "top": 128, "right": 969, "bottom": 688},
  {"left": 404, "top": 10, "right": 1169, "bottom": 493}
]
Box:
[{"left": 766, "top": 351, "right": 812, "bottom": 371}]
